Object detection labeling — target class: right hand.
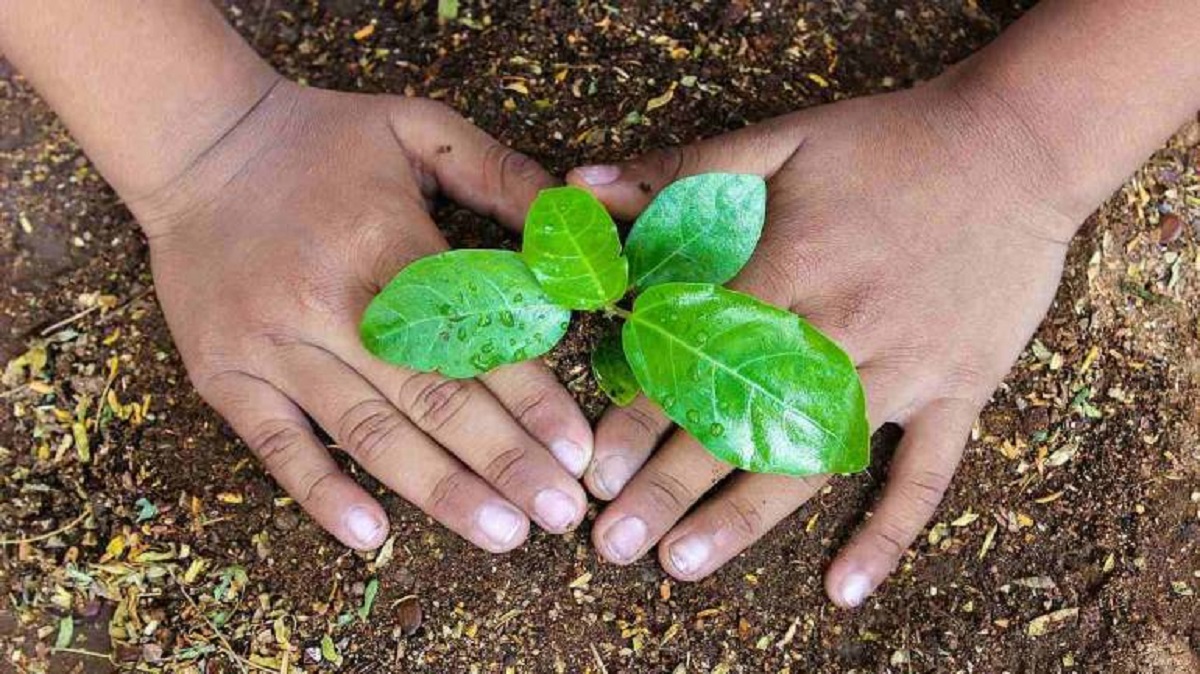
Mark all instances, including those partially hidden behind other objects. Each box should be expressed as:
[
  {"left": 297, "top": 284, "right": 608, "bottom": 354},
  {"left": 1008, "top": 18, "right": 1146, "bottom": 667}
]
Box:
[{"left": 129, "top": 81, "right": 593, "bottom": 553}]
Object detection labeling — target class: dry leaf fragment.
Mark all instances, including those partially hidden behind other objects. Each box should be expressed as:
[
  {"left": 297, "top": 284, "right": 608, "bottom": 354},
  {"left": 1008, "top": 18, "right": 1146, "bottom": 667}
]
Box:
[
  {"left": 353, "top": 23, "right": 375, "bottom": 41},
  {"left": 1026, "top": 607, "right": 1078, "bottom": 637},
  {"left": 978, "top": 524, "right": 998, "bottom": 560},
  {"left": 951, "top": 510, "right": 979, "bottom": 527},
  {"left": 645, "top": 84, "right": 676, "bottom": 111}
]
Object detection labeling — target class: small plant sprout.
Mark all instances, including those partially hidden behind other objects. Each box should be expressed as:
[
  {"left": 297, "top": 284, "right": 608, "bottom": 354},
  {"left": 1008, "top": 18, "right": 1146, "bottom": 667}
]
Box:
[{"left": 360, "top": 173, "right": 870, "bottom": 475}]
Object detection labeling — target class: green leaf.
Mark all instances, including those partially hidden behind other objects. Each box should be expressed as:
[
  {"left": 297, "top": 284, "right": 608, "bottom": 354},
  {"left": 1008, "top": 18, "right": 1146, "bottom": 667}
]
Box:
[
  {"left": 622, "top": 283, "right": 869, "bottom": 475},
  {"left": 358, "top": 578, "right": 380, "bottom": 622},
  {"left": 320, "top": 634, "right": 343, "bottom": 666},
  {"left": 437, "top": 0, "right": 459, "bottom": 20},
  {"left": 134, "top": 497, "right": 158, "bottom": 523},
  {"left": 361, "top": 250, "right": 571, "bottom": 378},
  {"left": 523, "top": 186, "right": 629, "bottom": 310},
  {"left": 625, "top": 173, "right": 766, "bottom": 288},
  {"left": 54, "top": 616, "right": 73, "bottom": 649},
  {"left": 591, "top": 331, "right": 640, "bottom": 406}
]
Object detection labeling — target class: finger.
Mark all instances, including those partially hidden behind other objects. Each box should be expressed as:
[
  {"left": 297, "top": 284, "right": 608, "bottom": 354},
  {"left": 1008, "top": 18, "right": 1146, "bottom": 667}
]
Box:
[
  {"left": 824, "top": 396, "right": 979, "bottom": 608},
  {"left": 659, "top": 473, "right": 828, "bottom": 581},
  {"left": 592, "top": 430, "right": 732, "bottom": 564},
  {"left": 264, "top": 343, "right": 536, "bottom": 552},
  {"left": 584, "top": 395, "right": 673, "bottom": 500},
  {"left": 392, "top": 98, "right": 556, "bottom": 231},
  {"left": 198, "top": 370, "right": 389, "bottom": 551},
  {"left": 479, "top": 359, "right": 594, "bottom": 478},
  {"left": 565, "top": 115, "right": 807, "bottom": 220},
  {"left": 338, "top": 343, "right": 588, "bottom": 534}
]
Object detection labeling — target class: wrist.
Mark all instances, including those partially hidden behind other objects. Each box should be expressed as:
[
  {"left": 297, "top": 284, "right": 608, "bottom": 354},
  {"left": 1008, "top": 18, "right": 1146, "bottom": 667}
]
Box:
[
  {"left": 924, "top": 68, "right": 1090, "bottom": 242},
  {"left": 127, "top": 74, "right": 297, "bottom": 241}
]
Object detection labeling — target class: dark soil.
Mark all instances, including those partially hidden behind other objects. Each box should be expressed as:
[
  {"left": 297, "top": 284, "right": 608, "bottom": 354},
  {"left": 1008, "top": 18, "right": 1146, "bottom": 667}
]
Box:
[{"left": 2, "top": 1, "right": 1198, "bottom": 672}]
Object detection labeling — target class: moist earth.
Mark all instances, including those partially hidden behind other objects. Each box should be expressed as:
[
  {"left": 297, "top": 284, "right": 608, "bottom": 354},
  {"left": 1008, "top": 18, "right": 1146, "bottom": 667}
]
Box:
[{"left": 1, "top": 1, "right": 1198, "bottom": 672}]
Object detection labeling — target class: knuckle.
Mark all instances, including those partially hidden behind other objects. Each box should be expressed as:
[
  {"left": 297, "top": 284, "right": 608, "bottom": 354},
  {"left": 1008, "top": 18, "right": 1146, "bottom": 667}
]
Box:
[
  {"left": 618, "top": 404, "right": 663, "bottom": 440},
  {"left": 243, "top": 414, "right": 338, "bottom": 503},
  {"left": 819, "top": 282, "right": 886, "bottom": 337},
  {"left": 899, "top": 469, "right": 953, "bottom": 511},
  {"left": 336, "top": 399, "right": 407, "bottom": 466},
  {"left": 248, "top": 419, "right": 308, "bottom": 472},
  {"left": 424, "top": 468, "right": 474, "bottom": 517},
  {"left": 400, "top": 373, "right": 473, "bottom": 433},
  {"left": 867, "top": 519, "right": 910, "bottom": 559},
  {"left": 293, "top": 262, "right": 356, "bottom": 319},
  {"left": 642, "top": 468, "right": 694, "bottom": 514},
  {"left": 648, "top": 145, "right": 688, "bottom": 187},
  {"left": 937, "top": 364, "right": 994, "bottom": 407},
  {"left": 482, "top": 446, "right": 532, "bottom": 490},
  {"left": 511, "top": 389, "right": 552, "bottom": 429},
  {"left": 490, "top": 144, "right": 543, "bottom": 186},
  {"left": 718, "top": 496, "right": 765, "bottom": 539}
]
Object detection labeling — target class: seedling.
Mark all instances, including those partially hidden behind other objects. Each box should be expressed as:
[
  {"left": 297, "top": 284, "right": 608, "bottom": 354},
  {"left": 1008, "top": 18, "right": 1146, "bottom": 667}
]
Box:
[{"left": 360, "top": 174, "right": 869, "bottom": 475}]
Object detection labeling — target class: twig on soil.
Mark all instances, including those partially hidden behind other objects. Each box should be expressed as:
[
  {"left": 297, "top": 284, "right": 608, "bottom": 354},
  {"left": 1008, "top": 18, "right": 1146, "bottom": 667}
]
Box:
[
  {"left": 0, "top": 508, "right": 91, "bottom": 546},
  {"left": 38, "top": 305, "right": 101, "bottom": 337},
  {"left": 50, "top": 647, "right": 114, "bottom": 661},
  {"left": 168, "top": 570, "right": 273, "bottom": 674},
  {"left": 589, "top": 644, "right": 608, "bottom": 674},
  {"left": 38, "top": 287, "right": 155, "bottom": 337}
]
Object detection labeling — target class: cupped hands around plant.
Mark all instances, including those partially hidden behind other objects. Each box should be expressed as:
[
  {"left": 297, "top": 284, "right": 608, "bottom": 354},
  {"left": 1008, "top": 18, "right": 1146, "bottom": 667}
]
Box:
[
  {"left": 566, "top": 77, "right": 1084, "bottom": 607},
  {"left": 362, "top": 173, "right": 871, "bottom": 482},
  {"left": 129, "top": 82, "right": 596, "bottom": 554}
]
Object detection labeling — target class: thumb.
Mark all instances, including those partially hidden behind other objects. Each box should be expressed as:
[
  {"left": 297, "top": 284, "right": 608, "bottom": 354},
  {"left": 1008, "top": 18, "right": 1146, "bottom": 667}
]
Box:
[
  {"left": 392, "top": 98, "right": 556, "bottom": 232},
  {"left": 565, "top": 115, "right": 808, "bottom": 220}
]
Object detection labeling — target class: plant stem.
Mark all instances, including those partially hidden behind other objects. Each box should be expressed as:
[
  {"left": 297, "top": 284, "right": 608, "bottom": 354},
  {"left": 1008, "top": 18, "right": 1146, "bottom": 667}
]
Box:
[{"left": 604, "top": 305, "right": 632, "bottom": 320}]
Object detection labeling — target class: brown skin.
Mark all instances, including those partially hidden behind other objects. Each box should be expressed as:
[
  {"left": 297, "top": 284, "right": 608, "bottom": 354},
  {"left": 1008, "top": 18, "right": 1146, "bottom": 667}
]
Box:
[
  {"left": 570, "top": 0, "right": 1200, "bottom": 608},
  {"left": 569, "top": 79, "right": 1072, "bottom": 606},
  {"left": 136, "top": 83, "right": 597, "bottom": 553},
  {"left": 0, "top": 1, "right": 595, "bottom": 554},
  {"left": 3, "top": 0, "right": 1198, "bottom": 608}
]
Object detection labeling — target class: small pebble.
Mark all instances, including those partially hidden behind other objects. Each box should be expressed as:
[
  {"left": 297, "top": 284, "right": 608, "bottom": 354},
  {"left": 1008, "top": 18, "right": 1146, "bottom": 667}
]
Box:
[{"left": 396, "top": 596, "right": 423, "bottom": 636}]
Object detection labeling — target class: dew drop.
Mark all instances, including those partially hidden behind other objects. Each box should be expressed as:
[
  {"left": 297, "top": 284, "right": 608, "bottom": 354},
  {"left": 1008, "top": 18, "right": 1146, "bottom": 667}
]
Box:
[
  {"left": 481, "top": 341, "right": 495, "bottom": 354},
  {"left": 709, "top": 422, "right": 725, "bottom": 437},
  {"left": 513, "top": 293, "right": 525, "bottom": 303},
  {"left": 456, "top": 326, "right": 468, "bottom": 342},
  {"left": 499, "top": 311, "right": 516, "bottom": 327},
  {"left": 477, "top": 314, "right": 493, "bottom": 327},
  {"left": 686, "top": 409, "right": 702, "bottom": 424}
]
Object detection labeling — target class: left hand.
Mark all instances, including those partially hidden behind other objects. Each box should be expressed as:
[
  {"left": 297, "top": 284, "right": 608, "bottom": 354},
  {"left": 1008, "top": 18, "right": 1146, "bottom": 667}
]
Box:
[{"left": 566, "top": 76, "right": 1085, "bottom": 607}]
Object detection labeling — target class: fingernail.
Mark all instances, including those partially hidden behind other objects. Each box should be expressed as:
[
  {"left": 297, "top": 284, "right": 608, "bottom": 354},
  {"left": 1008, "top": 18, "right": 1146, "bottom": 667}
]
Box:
[
  {"left": 574, "top": 164, "right": 621, "bottom": 186},
  {"left": 344, "top": 506, "right": 386, "bottom": 548},
  {"left": 477, "top": 501, "right": 525, "bottom": 549},
  {"left": 533, "top": 488, "right": 580, "bottom": 532},
  {"left": 840, "top": 572, "right": 874, "bottom": 608},
  {"left": 594, "top": 455, "right": 634, "bottom": 499},
  {"left": 668, "top": 533, "right": 712, "bottom": 576},
  {"left": 549, "top": 439, "right": 589, "bottom": 477},
  {"left": 604, "top": 516, "right": 647, "bottom": 562}
]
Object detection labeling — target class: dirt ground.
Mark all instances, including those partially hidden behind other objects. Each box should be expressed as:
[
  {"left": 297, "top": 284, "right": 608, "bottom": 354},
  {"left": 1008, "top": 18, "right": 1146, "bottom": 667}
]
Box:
[{"left": 2, "top": 1, "right": 1199, "bottom": 672}]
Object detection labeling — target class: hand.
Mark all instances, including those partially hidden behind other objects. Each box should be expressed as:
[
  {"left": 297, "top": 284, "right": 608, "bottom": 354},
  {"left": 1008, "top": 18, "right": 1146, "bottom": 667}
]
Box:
[
  {"left": 130, "top": 81, "right": 593, "bottom": 553},
  {"left": 566, "top": 77, "right": 1084, "bottom": 606}
]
